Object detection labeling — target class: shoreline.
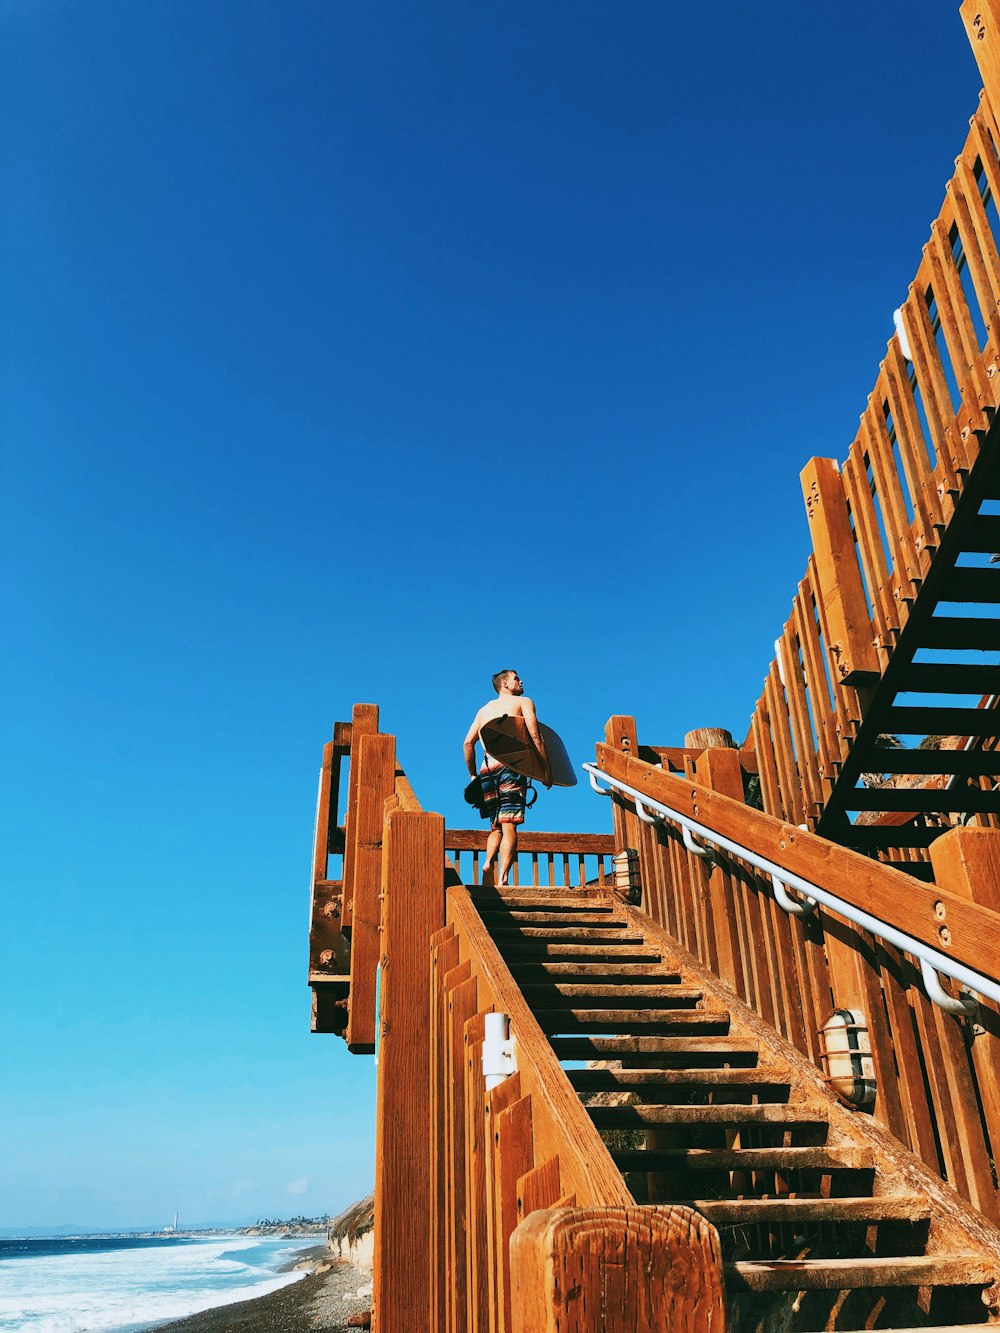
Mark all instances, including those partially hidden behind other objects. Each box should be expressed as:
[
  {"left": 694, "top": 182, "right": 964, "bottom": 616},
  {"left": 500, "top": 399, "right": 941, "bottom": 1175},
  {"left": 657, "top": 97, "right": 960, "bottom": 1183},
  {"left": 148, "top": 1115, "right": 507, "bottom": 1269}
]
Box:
[{"left": 150, "top": 1249, "right": 372, "bottom": 1333}]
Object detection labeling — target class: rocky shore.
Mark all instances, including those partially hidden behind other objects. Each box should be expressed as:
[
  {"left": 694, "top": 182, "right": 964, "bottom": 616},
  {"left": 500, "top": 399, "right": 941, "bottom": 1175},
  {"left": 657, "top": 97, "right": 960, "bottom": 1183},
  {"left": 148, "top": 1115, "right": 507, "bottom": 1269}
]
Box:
[{"left": 152, "top": 1252, "right": 373, "bottom": 1333}]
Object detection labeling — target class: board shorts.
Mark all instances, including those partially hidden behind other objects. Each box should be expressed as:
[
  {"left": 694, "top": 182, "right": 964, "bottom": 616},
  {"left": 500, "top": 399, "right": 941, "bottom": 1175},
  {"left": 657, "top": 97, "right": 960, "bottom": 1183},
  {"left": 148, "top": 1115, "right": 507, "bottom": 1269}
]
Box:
[{"left": 479, "top": 759, "right": 527, "bottom": 827}]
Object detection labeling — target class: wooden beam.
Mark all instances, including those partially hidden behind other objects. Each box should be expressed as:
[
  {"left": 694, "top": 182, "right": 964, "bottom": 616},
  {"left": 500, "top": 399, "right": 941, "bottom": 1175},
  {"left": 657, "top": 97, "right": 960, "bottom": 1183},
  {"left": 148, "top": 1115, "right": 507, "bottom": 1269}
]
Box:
[
  {"left": 444, "top": 830, "right": 615, "bottom": 854},
  {"left": 346, "top": 732, "right": 397, "bottom": 1053},
  {"left": 596, "top": 745, "right": 1000, "bottom": 986},
  {"left": 509, "top": 1206, "right": 727, "bottom": 1333},
  {"left": 800, "top": 457, "right": 880, "bottom": 685},
  {"left": 372, "top": 806, "right": 446, "bottom": 1333}
]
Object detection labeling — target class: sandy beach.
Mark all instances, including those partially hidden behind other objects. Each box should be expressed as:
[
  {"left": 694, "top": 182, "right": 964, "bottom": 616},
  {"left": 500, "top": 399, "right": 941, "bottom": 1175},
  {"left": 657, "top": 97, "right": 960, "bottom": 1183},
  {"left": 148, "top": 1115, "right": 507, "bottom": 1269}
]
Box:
[{"left": 151, "top": 1252, "right": 372, "bottom": 1333}]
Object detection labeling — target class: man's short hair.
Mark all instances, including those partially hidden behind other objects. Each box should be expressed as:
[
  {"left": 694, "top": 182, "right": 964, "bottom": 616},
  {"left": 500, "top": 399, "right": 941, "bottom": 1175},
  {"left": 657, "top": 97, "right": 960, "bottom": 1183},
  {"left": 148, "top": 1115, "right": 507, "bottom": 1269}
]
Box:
[{"left": 492, "top": 669, "right": 517, "bottom": 694}]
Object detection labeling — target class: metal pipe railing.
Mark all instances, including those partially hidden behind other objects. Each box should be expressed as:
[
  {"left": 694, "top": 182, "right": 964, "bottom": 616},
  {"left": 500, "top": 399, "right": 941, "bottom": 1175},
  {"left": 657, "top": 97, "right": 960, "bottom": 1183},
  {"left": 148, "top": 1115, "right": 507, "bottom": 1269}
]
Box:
[{"left": 585, "top": 763, "right": 989, "bottom": 1014}]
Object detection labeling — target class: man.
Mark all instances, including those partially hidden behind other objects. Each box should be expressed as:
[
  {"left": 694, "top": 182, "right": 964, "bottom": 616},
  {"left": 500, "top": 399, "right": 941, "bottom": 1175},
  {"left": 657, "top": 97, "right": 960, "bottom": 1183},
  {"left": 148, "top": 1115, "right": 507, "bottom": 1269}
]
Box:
[{"left": 464, "top": 670, "right": 552, "bottom": 887}]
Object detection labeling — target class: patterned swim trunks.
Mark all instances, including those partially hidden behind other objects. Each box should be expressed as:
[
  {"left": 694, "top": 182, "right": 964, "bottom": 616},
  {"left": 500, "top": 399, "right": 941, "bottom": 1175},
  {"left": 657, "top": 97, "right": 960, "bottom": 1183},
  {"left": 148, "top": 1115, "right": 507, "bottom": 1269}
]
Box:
[{"left": 479, "top": 760, "right": 528, "bottom": 827}]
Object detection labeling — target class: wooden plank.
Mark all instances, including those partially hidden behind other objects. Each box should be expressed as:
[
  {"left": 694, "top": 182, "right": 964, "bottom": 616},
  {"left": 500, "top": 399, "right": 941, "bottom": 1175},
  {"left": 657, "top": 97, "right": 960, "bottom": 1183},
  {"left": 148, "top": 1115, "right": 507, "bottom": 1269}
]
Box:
[
  {"left": 312, "top": 741, "right": 336, "bottom": 885},
  {"left": 430, "top": 931, "right": 461, "bottom": 1333},
  {"left": 346, "top": 732, "right": 397, "bottom": 1053},
  {"left": 930, "top": 827, "right": 1000, "bottom": 1220},
  {"left": 485, "top": 1074, "right": 523, "bottom": 1333},
  {"left": 496, "top": 1095, "right": 534, "bottom": 1333},
  {"left": 340, "top": 702, "right": 380, "bottom": 928},
  {"left": 958, "top": 512, "right": 1000, "bottom": 552},
  {"left": 776, "top": 628, "right": 821, "bottom": 818},
  {"left": 596, "top": 745, "right": 1000, "bottom": 987},
  {"left": 899, "top": 281, "right": 961, "bottom": 493},
  {"left": 883, "top": 336, "right": 945, "bottom": 541},
  {"left": 464, "top": 1013, "right": 490, "bottom": 1333},
  {"left": 964, "top": 0, "right": 1000, "bottom": 132},
  {"left": 876, "top": 941, "right": 945, "bottom": 1172},
  {"left": 447, "top": 973, "right": 479, "bottom": 1333},
  {"left": 509, "top": 1206, "right": 727, "bottom": 1333},
  {"left": 794, "top": 575, "right": 837, "bottom": 783},
  {"left": 882, "top": 705, "right": 1000, "bottom": 736},
  {"left": 726, "top": 1253, "right": 998, "bottom": 1292},
  {"left": 372, "top": 807, "right": 446, "bottom": 1333},
  {"left": 445, "top": 830, "right": 615, "bottom": 855},
  {"left": 517, "top": 1155, "right": 562, "bottom": 1221},
  {"left": 841, "top": 446, "right": 897, "bottom": 648},
  {"left": 861, "top": 400, "right": 921, "bottom": 598}
]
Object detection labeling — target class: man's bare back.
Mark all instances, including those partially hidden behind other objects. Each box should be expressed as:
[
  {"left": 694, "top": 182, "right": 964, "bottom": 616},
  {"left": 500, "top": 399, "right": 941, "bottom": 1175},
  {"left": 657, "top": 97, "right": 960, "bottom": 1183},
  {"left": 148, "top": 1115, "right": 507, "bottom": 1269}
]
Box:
[{"left": 463, "top": 669, "right": 552, "bottom": 886}]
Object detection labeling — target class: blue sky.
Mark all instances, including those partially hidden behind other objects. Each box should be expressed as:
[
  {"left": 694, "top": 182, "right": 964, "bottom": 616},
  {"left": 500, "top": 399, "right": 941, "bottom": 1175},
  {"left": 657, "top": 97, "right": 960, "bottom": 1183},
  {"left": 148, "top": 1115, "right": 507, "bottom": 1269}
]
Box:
[{"left": 1, "top": 2, "right": 983, "bottom": 1229}]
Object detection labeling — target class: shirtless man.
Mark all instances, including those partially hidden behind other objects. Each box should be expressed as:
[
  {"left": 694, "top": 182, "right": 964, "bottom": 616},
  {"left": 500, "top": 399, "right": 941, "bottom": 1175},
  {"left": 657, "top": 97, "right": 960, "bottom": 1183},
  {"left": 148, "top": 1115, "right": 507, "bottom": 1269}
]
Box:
[{"left": 464, "top": 670, "right": 552, "bottom": 887}]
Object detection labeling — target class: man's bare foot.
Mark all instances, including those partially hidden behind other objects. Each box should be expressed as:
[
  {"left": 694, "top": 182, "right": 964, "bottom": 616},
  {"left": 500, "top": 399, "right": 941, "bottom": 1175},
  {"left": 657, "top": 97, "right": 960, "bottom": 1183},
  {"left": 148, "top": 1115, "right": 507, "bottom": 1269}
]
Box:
[{"left": 481, "top": 865, "right": 495, "bottom": 887}]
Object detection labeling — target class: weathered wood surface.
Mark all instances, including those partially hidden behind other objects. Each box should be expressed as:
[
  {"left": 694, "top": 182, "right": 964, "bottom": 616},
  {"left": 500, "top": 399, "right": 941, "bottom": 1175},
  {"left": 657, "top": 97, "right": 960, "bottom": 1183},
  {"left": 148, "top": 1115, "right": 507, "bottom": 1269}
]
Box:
[
  {"left": 596, "top": 744, "right": 1000, "bottom": 985},
  {"left": 598, "top": 736, "right": 1000, "bottom": 1218},
  {"left": 346, "top": 732, "right": 397, "bottom": 1053},
  {"left": 341, "top": 703, "right": 379, "bottom": 928},
  {"left": 372, "top": 806, "right": 445, "bottom": 1333},
  {"left": 509, "top": 1206, "right": 728, "bottom": 1333}
]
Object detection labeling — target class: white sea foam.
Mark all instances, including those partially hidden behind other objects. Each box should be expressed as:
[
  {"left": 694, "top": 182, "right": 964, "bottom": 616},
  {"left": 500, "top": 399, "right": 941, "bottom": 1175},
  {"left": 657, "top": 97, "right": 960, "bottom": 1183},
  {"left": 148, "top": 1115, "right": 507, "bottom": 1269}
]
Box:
[{"left": 0, "top": 1236, "right": 308, "bottom": 1333}]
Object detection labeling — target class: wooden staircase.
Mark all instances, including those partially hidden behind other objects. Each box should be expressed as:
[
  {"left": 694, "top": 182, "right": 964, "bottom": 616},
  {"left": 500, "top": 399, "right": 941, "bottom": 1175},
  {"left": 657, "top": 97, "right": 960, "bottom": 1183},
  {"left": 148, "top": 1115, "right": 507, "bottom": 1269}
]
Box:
[
  {"left": 471, "top": 884, "right": 1000, "bottom": 1331},
  {"left": 816, "top": 422, "right": 1000, "bottom": 864}
]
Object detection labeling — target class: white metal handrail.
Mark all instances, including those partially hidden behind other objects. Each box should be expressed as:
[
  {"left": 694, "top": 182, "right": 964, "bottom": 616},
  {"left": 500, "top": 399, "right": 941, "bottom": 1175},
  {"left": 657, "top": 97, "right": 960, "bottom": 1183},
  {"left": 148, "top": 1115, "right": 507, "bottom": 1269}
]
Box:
[{"left": 585, "top": 763, "right": 987, "bottom": 1014}]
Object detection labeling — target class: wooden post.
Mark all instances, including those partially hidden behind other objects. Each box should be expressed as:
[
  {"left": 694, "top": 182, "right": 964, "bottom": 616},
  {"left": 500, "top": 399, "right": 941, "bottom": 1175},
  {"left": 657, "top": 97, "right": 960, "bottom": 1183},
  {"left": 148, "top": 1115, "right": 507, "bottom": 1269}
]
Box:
[
  {"left": 372, "top": 806, "right": 446, "bottom": 1333},
  {"left": 604, "top": 715, "right": 640, "bottom": 856},
  {"left": 347, "top": 732, "right": 397, "bottom": 1053},
  {"left": 930, "top": 827, "right": 1000, "bottom": 1221},
  {"left": 963, "top": 2, "right": 1000, "bottom": 157},
  {"left": 509, "top": 1206, "right": 728, "bottom": 1332},
  {"left": 800, "top": 458, "right": 879, "bottom": 685},
  {"left": 341, "top": 703, "right": 380, "bottom": 928}
]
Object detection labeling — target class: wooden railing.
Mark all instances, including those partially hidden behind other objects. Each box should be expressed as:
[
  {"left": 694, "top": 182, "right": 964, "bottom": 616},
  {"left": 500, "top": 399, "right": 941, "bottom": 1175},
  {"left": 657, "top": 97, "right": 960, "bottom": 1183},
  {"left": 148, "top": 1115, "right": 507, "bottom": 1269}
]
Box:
[
  {"left": 597, "top": 720, "right": 1000, "bottom": 1221},
  {"left": 745, "top": 68, "right": 1000, "bottom": 838},
  {"left": 444, "top": 829, "right": 614, "bottom": 889},
  {"left": 315, "top": 706, "right": 728, "bottom": 1332},
  {"left": 429, "top": 887, "right": 727, "bottom": 1331}
]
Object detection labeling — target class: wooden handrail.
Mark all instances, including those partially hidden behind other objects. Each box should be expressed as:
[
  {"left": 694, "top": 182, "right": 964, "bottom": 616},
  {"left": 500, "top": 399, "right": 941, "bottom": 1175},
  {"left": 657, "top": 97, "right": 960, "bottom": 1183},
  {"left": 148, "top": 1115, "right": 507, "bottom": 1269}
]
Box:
[
  {"left": 598, "top": 734, "right": 1000, "bottom": 1217},
  {"left": 445, "top": 829, "right": 614, "bottom": 853},
  {"left": 596, "top": 743, "right": 1000, "bottom": 986}
]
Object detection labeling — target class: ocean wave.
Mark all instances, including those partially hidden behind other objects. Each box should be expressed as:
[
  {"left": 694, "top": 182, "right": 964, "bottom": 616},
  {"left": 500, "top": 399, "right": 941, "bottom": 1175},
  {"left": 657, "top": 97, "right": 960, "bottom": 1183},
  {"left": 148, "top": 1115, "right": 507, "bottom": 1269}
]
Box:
[{"left": 0, "top": 1237, "right": 308, "bottom": 1333}]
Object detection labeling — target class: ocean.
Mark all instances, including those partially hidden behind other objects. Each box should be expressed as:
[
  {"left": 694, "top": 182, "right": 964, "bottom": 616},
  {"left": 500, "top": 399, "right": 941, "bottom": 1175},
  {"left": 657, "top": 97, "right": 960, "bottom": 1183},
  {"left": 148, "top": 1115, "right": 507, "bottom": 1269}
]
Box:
[{"left": 0, "top": 1234, "right": 313, "bottom": 1333}]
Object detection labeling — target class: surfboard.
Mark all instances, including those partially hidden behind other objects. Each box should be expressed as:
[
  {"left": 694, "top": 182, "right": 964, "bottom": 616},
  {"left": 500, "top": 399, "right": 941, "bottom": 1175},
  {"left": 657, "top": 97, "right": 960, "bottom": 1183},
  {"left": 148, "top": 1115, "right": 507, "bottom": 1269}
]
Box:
[{"left": 479, "top": 715, "right": 577, "bottom": 787}]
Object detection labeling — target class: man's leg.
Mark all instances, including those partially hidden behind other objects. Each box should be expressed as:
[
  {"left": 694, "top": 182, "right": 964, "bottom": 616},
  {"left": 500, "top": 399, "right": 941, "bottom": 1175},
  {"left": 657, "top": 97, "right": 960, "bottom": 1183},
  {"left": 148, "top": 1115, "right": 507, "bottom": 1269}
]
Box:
[
  {"left": 482, "top": 826, "right": 502, "bottom": 885},
  {"left": 498, "top": 824, "right": 518, "bottom": 887}
]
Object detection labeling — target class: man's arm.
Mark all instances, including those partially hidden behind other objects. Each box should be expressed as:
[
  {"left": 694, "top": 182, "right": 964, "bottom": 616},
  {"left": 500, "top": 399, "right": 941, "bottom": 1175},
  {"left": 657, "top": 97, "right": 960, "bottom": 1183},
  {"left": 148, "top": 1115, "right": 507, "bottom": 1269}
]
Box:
[
  {"left": 521, "top": 697, "right": 553, "bottom": 787},
  {"left": 463, "top": 712, "right": 482, "bottom": 777}
]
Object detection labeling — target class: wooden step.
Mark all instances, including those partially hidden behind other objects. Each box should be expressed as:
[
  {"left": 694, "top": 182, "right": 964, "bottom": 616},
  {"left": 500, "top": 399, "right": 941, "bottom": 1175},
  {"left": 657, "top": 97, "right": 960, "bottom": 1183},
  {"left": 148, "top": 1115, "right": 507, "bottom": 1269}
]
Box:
[
  {"left": 895, "top": 660, "right": 1000, "bottom": 694},
  {"left": 695, "top": 1196, "right": 928, "bottom": 1225},
  {"left": 489, "top": 927, "right": 647, "bottom": 942},
  {"left": 550, "top": 1035, "right": 756, "bottom": 1059},
  {"left": 568, "top": 1067, "right": 788, "bottom": 1090},
  {"left": 725, "top": 1253, "right": 997, "bottom": 1292},
  {"left": 881, "top": 705, "right": 1000, "bottom": 737},
  {"left": 939, "top": 566, "right": 1000, "bottom": 602},
  {"left": 504, "top": 944, "right": 665, "bottom": 962},
  {"left": 512, "top": 962, "right": 683, "bottom": 980},
  {"left": 865, "top": 745, "right": 1000, "bottom": 776},
  {"left": 469, "top": 891, "right": 610, "bottom": 905},
  {"left": 847, "top": 786, "right": 1000, "bottom": 814},
  {"left": 478, "top": 910, "right": 621, "bottom": 925},
  {"left": 521, "top": 983, "right": 704, "bottom": 1003},
  {"left": 612, "top": 1146, "right": 871, "bottom": 1172},
  {"left": 960, "top": 512, "right": 1000, "bottom": 552},
  {"left": 839, "top": 825, "right": 944, "bottom": 850},
  {"left": 920, "top": 617, "right": 1000, "bottom": 651},
  {"left": 588, "top": 1104, "right": 824, "bottom": 1128},
  {"left": 535, "top": 1006, "right": 707, "bottom": 1033}
]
